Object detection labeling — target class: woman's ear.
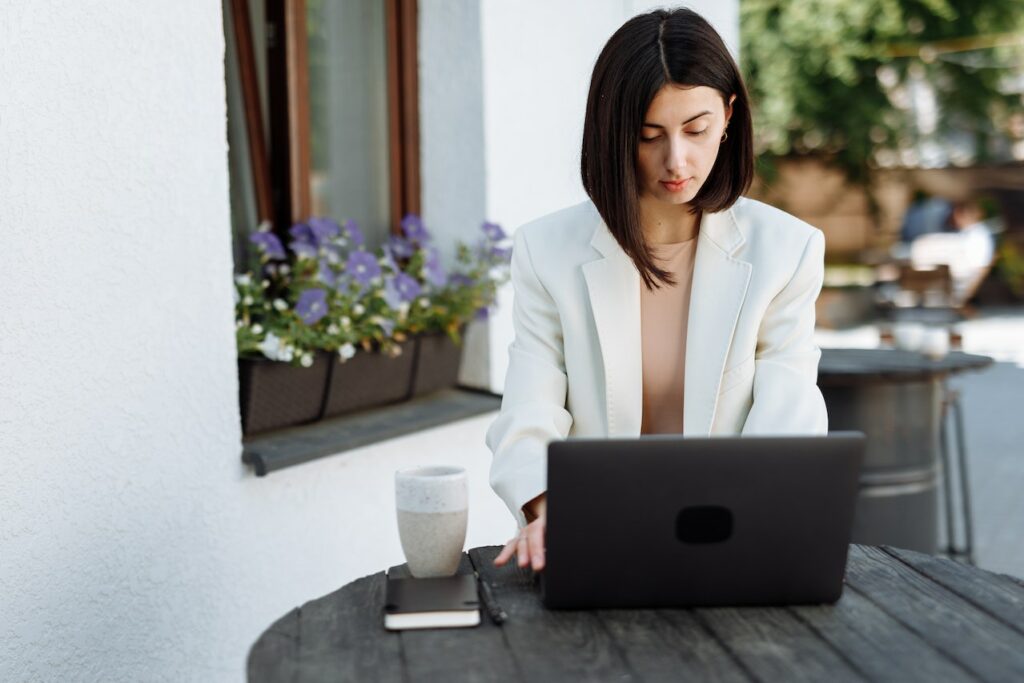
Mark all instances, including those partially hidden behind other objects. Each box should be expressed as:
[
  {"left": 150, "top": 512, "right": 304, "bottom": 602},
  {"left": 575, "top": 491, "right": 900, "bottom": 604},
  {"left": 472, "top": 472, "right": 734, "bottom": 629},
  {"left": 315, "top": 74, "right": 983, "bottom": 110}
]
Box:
[{"left": 725, "top": 93, "right": 737, "bottom": 123}]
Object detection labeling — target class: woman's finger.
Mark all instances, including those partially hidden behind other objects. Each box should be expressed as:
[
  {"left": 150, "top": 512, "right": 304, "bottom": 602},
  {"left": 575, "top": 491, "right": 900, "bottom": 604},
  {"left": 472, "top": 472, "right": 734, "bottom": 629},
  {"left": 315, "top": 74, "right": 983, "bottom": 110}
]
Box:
[
  {"left": 517, "top": 530, "right": 531, "bottom": 567},
  {"left": 493, "top": 535, "right": 520, "bottom": 565},
  {"left": 528, "top": 523, "right": 545, "bottom": 571}
]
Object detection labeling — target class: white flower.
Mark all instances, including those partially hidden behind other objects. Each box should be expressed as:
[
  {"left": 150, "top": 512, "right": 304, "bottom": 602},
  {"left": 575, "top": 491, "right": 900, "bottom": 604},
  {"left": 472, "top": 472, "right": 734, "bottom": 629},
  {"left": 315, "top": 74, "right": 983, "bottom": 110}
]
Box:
[
  {"left": 258, "top": 332, "right": 284, "bottom": 361},
  {"left": 281, "top": 345, "right": 295, "bottom": 362},
  {"left": 242, "top": 296, "right": 254, "bottom": 306},
  {"left": 234, "top": 274, "right": 251, "bottom": 287},
  {"left": 378, "top": 256, "right": 389, "bottom": 266},
  {"left": 398, "top": 302, "right": 410, "bottom": 316},
  {"left": 261, "top": 279, "right": 270, "bottom": 288},
  {"left": 418, "top": 297, "right": 429, "bottom": 308},
  {"left": 280, "top": 265, "right": 291, "bottom": 275},
  {"left": 340, "top": 316, "right": 351, "bottom": 327},
  {"left": 353, "top": 303, "right": 365, "bottom": 316},
  {"left": 299, "top": 353, "right": 314, "bottom": 368},
  {"left": 251, "top": 324, "right": 263, "bottom": 335},
  {"left": 371, "top": 275, "right": 382, "bottom": 285},
  {"left": 273, "top": 298, "right": 288, "bottom": 311},
  {"left": 338, "top": 343, "right": 356, "bottom": 361},
  {"left": 326, "top": 323, "right": 340, "bottom": 336}
]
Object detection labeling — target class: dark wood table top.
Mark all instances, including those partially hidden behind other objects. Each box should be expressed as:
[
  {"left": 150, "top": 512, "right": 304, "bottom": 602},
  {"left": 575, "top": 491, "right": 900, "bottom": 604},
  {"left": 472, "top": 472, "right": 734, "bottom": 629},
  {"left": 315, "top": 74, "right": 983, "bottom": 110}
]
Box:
[
  {"left": 819, "top": 348, "right": 993, "bottom": 384},
  {"left": 249, "top": 544, "right": 1024, "bottom": 682}
]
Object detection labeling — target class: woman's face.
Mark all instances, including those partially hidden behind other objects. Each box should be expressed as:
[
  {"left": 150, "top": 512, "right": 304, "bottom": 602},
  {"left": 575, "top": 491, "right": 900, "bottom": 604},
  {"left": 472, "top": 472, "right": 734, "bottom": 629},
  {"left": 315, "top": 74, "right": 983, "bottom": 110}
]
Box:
[{"left": 636, "top": 84, "right": 735, "bottom": 207}]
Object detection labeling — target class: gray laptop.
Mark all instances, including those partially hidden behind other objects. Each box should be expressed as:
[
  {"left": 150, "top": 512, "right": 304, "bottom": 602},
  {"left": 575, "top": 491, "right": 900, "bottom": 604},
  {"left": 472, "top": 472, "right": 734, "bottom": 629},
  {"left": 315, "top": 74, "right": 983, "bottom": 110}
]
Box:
[{"left": 541, "top": 432, "right": 865, "bottom": 609}]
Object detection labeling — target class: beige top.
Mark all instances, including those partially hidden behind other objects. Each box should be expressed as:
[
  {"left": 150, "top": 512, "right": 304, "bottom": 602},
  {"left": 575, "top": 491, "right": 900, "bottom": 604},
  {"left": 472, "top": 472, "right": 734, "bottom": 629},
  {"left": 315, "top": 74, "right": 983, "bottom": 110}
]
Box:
[{"left": 640, "top": 237, "right": 698, "bottom": 434}]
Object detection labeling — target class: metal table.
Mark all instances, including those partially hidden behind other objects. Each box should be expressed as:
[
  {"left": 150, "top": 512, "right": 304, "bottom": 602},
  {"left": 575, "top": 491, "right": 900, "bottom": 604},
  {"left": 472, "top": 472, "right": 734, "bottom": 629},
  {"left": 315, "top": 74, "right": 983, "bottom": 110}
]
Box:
[
  {"left": 818, "top": 348, "right": 993, "bottom": 559},
  {"left": 248, "top": 544, "right": 1024, "bottom": 682}
]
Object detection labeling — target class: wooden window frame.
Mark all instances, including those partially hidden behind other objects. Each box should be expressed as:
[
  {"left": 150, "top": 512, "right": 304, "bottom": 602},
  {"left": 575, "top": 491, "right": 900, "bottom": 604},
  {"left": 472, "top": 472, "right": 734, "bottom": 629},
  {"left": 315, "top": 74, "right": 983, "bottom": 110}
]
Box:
[{"left": 231, "top": 0, "right": 420, "bottom": 238}]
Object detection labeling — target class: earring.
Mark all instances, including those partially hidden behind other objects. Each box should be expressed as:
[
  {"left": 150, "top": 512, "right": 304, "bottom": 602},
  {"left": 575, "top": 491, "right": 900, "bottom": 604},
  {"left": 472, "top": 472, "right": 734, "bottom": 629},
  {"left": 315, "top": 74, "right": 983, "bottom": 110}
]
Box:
[{"left": 721, "top": 129, "right": 729, "bottom": 143}]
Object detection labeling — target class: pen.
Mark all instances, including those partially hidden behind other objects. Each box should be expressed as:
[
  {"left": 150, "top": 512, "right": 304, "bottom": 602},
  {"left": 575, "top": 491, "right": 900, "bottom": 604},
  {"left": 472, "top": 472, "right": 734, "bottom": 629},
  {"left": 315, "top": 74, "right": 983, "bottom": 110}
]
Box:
[{"left": 473, "top": 569, "right": 508, "bottom": 625}]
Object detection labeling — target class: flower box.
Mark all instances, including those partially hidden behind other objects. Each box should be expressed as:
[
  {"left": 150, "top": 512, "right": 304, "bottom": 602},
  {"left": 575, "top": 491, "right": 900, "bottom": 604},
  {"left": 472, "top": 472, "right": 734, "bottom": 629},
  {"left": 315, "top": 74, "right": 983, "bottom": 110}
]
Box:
[
  {"left": 238, "top": 353, "right": 331, "bottom": 436},
  {"left": 321, "top": 339, "right": 417, "bottom": 418},
  {"left": 410, "top": 325, "right": 467, "bottom": 396}
]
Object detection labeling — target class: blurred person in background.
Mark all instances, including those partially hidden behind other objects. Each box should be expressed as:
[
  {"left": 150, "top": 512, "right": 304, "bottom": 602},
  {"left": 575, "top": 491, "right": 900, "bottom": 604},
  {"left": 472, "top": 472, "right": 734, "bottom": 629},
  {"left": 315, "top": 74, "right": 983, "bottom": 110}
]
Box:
[{"left": 910, "top": 198, "right": 997, "bottom": 304}]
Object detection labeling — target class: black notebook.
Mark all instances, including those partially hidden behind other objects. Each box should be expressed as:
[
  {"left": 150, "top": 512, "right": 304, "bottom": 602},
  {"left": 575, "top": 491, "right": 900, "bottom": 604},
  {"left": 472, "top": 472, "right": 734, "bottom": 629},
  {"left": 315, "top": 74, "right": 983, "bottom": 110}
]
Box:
[{"left": 384, "top": 573, "right": 481, "bottom": 630}]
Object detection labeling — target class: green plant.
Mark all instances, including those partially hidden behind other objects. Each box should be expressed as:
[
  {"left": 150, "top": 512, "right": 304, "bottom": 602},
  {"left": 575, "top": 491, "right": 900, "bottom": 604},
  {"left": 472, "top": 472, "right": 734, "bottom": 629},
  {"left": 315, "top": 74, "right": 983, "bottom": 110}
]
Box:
[
  {"left": 741, "top": 0, "right": 1024, "bottom": 185},
  {"left": 996, "top": 236, "right": 1024, "bottom": 298},
  {"left": 234, "top": 216, "right": 511, "bottom": 365}
]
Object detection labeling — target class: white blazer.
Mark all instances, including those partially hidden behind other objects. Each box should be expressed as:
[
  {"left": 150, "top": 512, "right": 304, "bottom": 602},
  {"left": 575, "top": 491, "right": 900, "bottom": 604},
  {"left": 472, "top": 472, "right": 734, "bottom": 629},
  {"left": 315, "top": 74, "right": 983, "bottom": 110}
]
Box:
[{"left": 485, "top": 196, "right": 829, "bottom": 527}]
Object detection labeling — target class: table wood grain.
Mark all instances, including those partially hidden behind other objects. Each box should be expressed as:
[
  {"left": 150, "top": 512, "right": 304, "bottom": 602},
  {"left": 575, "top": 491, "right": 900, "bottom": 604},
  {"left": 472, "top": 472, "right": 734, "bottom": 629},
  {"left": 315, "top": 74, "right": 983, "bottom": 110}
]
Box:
[{"left": 248, "top": 545, "right": 1024, "bottom": 682}]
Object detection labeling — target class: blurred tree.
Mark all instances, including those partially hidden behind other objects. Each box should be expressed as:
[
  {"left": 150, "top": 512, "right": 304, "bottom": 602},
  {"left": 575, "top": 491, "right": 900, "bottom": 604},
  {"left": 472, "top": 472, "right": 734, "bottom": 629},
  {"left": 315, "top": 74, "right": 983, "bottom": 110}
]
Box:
[{"left": 741, "top": 0, "right": 1024, "bottom": 185}]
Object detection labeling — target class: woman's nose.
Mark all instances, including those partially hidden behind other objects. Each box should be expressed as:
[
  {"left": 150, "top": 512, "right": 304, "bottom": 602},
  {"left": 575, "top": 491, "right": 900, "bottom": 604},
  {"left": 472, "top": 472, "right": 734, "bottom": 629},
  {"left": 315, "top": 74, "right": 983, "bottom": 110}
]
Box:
[{"left": 664, "top": 138, "right": 690, "bottom": 174}]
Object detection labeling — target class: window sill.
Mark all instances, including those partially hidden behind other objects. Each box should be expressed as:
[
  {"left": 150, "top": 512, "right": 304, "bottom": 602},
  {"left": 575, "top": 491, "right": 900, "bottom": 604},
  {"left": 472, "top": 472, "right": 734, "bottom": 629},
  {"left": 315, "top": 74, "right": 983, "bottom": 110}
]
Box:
[{"left": 241, "top": 386, "right": 501, "bottom": 476}]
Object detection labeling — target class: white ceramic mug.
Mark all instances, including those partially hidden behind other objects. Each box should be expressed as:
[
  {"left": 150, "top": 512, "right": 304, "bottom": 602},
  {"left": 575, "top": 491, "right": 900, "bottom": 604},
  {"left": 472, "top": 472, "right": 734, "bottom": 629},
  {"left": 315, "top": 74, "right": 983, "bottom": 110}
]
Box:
[
  {"left": 921, "top": 327, "right": 950, "bottom": 360},
  {"left": 394, "top": 465, "right": 468, "bottom": 578},
  {"left": 893, "top": 322, "right": 926, "bottom": 352}
]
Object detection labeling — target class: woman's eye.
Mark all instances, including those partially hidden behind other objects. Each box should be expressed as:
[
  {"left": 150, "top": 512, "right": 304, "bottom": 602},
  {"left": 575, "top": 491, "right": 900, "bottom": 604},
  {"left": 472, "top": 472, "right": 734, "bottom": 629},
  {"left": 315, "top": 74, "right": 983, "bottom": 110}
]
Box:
[{"left": 640, "top": 129, "right": 707, "bottom": 142}]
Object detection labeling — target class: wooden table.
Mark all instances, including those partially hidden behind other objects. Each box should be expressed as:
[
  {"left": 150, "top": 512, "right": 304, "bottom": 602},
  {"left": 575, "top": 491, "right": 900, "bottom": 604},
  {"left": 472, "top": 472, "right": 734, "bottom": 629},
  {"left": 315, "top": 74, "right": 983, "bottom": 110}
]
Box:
[{"left": 249, "top": 544, "right": 1024, "bottom": 682}]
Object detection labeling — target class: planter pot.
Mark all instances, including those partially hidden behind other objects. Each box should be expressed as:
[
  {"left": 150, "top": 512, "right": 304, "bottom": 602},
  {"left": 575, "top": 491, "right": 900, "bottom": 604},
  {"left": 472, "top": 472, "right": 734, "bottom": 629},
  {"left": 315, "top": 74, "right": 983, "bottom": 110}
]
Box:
[
  {"left": 410, "top": 326, "right": 466, "bottom": 397},
  {"left": 321, "top": 339, "right": 416, "bottom": 418},
  {"left": 238, "top": 352, "right": 331, "bottom": 436}
]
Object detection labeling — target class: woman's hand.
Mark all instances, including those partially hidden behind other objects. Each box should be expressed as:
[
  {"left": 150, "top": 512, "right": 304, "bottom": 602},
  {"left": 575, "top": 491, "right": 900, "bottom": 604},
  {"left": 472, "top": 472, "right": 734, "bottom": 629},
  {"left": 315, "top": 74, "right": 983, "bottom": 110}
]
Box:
[{"left": 494, "top": 492, "right": 547, "bottom": 571}]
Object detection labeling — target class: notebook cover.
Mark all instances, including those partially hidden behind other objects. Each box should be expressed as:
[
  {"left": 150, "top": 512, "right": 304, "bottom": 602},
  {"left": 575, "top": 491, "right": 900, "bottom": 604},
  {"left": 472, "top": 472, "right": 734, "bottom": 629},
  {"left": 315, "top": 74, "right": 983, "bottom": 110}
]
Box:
[{"left": 384, "top": 573, "right": 481, "bottom": 614}]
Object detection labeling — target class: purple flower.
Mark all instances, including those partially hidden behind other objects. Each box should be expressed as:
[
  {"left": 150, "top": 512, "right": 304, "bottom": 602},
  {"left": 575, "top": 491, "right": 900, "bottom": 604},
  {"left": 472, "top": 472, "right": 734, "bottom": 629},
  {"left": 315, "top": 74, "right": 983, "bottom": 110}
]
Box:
[
  {"left": 474, "top": 306, "right": 490, "bottom": 321},
  {"left": 380, "top": 249, "right": 400, "bottom": 274},
  {"left": 346, "top": 250, "right": 382, "bottom": 285},
  {"left": 384, "top": 272, "right": 421, "bottom": 306},
  {"left": 423, "top": 247, "right": 446, "bottom": 287},
  {"left": 394, "top": 272, "right": 422, "bottom": 301},
  {"left": 295, "top": 288, "right": 328, "bottom": 325},
  {"left": 289, "top": 222, "right": 316, "bottom": 245},
  {"left": 250, "top": 232, "right": 286, "bottom": 260},
  {"left": 386, "top": 234, "right": 415, "bottom": 259},
  {"left": 308, "top": 217, "right": 341, "bottom": 244},
  {"left": 401, "top": 214, "right": 430, "bottom": 243},
  {"left": 318, "top": 259, "right": 337, "bottom": 288},
  {"left": 491, "top": 244, "right": 512, "bottom": 262},
  {"left": 482, "top": 221, "right": 507, "bottom": 242},
  {"left": 376, "top": 318, "right": 395, "bottom": 337},
  {"left": 343, "top": 219, "right": 365, "bottom": 247},
  {"left": 289, "top": 239, "right": 318, "bottom": 259}
]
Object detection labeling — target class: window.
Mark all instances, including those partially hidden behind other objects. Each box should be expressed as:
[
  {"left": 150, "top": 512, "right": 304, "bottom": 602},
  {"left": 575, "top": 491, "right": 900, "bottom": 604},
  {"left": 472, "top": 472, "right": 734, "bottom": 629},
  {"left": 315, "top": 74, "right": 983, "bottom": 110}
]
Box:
[{"left": 224, "top": 0, "right": 420, "bottom": 270}]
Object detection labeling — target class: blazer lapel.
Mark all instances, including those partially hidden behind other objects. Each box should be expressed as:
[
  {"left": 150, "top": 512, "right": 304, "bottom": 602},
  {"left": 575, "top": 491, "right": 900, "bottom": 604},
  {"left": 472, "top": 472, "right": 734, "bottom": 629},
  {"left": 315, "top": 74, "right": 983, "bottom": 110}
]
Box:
[
  {"left": 683, "top": 210, "right": 752, "bottom": 435},
  {"left": 582, "top": 219, "right": 643, "bottom": 438},
  {"left": 581, "top": 205, "right": 751, "bottom": 438}
]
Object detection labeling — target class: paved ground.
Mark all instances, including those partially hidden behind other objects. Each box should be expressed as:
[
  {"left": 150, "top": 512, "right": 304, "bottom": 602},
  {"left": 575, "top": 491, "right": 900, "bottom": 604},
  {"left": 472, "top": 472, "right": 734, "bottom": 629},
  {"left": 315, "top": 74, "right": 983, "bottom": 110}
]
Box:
[{"left": 815, "top": 306, "right": 1024, "bottom": 579}]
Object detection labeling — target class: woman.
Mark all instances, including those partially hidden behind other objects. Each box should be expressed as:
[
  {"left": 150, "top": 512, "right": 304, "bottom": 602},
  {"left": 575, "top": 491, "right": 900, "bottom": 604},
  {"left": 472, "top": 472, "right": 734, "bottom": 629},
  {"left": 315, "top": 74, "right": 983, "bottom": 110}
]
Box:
[{"left": 488, "top": 7, "right": 828, "bottom": 573}]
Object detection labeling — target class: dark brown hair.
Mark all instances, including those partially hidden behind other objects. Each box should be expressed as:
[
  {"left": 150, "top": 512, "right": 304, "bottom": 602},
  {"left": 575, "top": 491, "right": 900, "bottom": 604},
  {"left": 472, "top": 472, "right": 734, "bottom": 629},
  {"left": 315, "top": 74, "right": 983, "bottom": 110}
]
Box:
[{"left": 580, "top": 7, "right": 754, "bottom": 290}]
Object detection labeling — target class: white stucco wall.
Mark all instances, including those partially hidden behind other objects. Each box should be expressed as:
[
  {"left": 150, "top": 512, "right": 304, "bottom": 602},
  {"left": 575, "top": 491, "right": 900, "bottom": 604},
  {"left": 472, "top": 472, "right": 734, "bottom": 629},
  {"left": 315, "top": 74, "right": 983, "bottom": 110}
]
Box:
[
  {"left": 0, "top": 2, "right": 512, "bottom": 680},
  {"left": 1, "top": 1, "right": 738, "bottom": 679}
]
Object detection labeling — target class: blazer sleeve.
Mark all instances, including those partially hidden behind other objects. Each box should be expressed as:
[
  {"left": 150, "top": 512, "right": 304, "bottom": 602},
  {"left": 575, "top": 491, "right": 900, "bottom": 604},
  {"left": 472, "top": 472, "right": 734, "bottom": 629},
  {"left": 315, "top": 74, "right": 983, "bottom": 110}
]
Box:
[
  {"left": 485, "top": 227, "right": 574, "bottom": 528},
  {"left": 741, "top": 228, "right": 829, "bottom": 435}
]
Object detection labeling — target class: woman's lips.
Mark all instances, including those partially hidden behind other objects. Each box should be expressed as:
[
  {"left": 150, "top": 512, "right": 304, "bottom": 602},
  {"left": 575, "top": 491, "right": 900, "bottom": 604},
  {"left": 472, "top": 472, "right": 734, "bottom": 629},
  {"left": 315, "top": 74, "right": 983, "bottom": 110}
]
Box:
[{"left": 660, "top": 178, "right": 691, "bottom": 192}]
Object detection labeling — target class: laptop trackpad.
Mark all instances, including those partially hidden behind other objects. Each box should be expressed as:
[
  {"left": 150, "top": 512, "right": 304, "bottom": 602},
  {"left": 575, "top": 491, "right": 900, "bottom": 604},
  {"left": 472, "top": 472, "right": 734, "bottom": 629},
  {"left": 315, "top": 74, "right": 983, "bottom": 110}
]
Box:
[{"left": 676, "top": 506, "right": 733, "bottom": 544}]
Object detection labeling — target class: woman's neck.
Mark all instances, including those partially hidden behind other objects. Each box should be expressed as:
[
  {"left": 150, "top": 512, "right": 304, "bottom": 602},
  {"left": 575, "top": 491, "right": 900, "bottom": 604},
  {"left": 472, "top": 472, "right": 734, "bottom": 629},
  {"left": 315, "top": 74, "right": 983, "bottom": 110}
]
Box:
[{"left": 639, "top": 200, "right": 701, "bottom": 245}]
